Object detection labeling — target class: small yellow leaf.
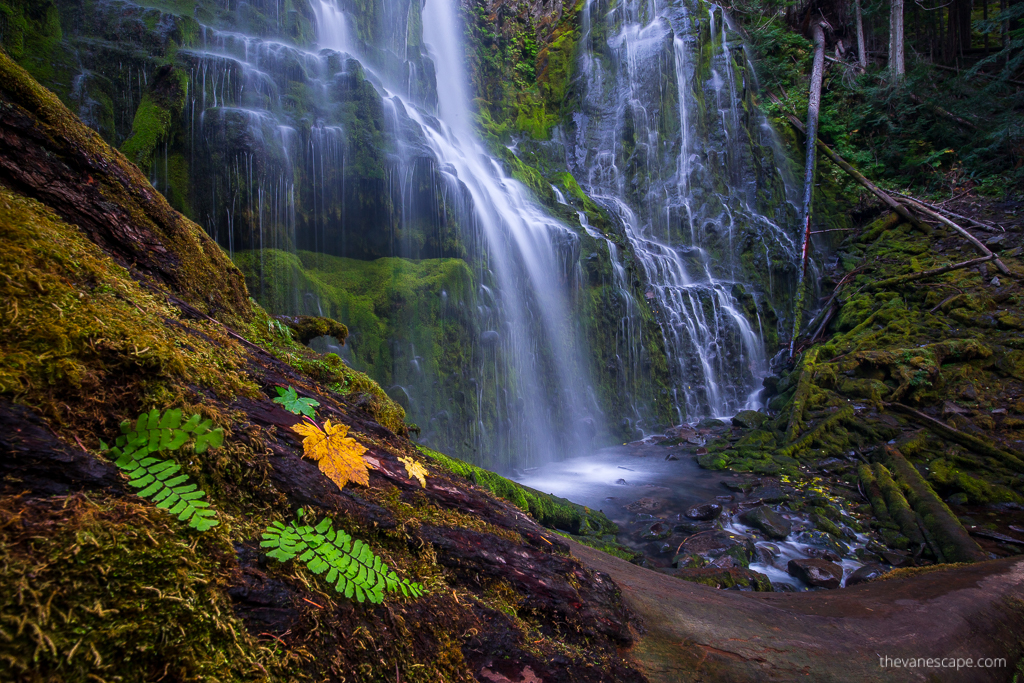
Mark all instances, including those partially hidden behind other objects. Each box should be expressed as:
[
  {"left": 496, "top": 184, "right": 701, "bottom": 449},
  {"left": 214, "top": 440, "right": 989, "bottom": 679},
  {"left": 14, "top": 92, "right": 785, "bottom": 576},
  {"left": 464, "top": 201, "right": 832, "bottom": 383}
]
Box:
[
  {"left": 292, "top": 419, "right": 369, "bottom": 490},
  {"left": 398, "top": 456, "right": 428, "bottom": 488}
]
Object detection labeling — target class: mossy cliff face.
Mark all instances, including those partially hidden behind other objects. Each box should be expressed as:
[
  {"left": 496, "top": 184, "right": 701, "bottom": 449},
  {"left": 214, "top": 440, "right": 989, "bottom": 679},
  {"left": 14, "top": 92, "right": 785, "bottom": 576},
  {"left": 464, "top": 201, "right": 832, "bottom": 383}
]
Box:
[{"left": 0, "top": 54, "right": 644, "bottom": 682}]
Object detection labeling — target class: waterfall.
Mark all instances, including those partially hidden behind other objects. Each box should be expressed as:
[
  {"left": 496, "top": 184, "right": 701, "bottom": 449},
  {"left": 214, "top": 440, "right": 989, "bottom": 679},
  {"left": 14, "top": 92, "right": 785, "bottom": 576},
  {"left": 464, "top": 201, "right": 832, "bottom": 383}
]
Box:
[
  {"left": 569, "top": 0, "right": 800, "bottom": 422},
  {"left": 309, "top": 0, "right": 598, "bottom": 466},
  {"left": 93, "top": 0, "right": 802, "bottom": 465}
]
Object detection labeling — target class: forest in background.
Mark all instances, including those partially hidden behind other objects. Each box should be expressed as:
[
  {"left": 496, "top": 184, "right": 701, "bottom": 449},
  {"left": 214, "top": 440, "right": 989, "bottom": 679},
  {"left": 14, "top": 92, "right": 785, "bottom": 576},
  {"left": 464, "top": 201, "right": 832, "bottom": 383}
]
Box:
[{"left": 730, "top": 0, "right": 1024, "bottom": 196}]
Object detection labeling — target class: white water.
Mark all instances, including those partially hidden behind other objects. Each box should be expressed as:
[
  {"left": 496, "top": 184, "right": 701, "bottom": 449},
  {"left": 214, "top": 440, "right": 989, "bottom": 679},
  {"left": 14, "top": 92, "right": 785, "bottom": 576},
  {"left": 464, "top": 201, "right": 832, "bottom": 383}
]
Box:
[
  {"left": 572, "top": 0, "right": 801, "bottom": 422},
  {"left": 313, "top": 0, "right": 598, "bottom": 465}
]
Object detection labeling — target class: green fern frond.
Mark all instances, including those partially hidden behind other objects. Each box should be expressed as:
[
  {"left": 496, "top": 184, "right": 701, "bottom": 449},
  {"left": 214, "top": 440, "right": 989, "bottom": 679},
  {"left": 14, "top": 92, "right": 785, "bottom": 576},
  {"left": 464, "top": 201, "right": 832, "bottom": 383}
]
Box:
[
  {"left": 102, "top": 409, "right": 223, "bottom": 532},
  {"left": 260, "top": 509, "right": 426, "bottom": 603}
]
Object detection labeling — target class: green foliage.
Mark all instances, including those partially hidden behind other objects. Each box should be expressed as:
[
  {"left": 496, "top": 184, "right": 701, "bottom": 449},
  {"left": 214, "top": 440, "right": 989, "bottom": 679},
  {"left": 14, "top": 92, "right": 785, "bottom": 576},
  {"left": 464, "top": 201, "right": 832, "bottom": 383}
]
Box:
[
  {"left": 102, "top": 409, "right": 224, "bottom": 531},
  {"left": 261, "top": 509, "right": 426, "bottom": 603},
  {"left": 417, "top": 445, "right": 617, "bottom": 536},
  {"left": 273, "top": 385, "right": 319, "bottom": 418}
]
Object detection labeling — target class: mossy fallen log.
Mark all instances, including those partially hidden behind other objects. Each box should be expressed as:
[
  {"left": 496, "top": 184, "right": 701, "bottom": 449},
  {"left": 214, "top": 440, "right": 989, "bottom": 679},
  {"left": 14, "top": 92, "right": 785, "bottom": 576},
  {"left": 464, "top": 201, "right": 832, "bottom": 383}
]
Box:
[
  {"left": 873, "top": 464, "right": 926, "bottom": 548},
  {"left": 864, "top": 254, "right": 995, "bottom": 291},
  {"left": 857, "top": 463, "right": 891, "bottom": 522},
  {"left": 785, "top": 348, "right": 819, "bottom": 443},
  {"left": 883, "top": 445, "right": 987, "bottom": 564},
  {"left": 779, "top": 405, "right": 854, "bottom": 459},
  {"left": 889, "top": 403, "right": 1024, "bottom": 473}
]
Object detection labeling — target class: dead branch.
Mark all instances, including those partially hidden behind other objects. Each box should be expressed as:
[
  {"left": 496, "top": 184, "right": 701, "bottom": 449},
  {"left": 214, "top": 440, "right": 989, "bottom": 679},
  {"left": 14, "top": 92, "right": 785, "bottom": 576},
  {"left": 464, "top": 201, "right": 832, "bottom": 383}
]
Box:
[
  {"left": 864, "top": 254, "right": 994, "bottom": 290},
  {"left": 898, "top": 197, "right": 1012, "bottom": 275}
]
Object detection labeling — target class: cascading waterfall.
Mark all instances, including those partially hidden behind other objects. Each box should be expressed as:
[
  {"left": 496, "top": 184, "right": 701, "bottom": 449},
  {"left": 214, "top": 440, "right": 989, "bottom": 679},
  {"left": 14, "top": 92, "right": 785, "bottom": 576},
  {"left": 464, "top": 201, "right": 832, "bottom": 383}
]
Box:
[
  {"left": 569, "top": 0, "right": 801, "bottom": 422},
  {"left": 106, "top": 0, "right": 804, "bottom": 465},
  {"left": 311, "top": 0, "right": 598, "bottom": 466}
]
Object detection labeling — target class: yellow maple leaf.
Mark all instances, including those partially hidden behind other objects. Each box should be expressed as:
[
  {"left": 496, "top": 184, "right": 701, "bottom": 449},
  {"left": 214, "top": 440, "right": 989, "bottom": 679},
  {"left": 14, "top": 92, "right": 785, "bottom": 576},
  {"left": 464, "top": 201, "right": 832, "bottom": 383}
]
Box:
[
  {"left": 398, "top": 456, "right": 428, "bottom": 488},
  {"left": 292, "top": 419, "right": 369, "bottom": 489}
]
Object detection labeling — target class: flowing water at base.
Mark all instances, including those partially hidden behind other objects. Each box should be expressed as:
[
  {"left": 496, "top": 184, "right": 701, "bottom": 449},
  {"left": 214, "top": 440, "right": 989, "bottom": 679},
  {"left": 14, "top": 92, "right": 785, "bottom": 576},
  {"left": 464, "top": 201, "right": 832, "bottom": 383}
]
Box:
[{"left": 514, "top": 440, "right": 866, "bottom": 590}]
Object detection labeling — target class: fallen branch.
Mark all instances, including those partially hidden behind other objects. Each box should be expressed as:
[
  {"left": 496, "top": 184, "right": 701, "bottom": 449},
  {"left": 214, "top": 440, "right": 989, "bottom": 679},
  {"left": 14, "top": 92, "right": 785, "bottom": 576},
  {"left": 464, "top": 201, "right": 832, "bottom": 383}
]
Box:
[
  {"left": 898, "top": 197, "right": 1012, "bottom": 276},
  {"left": 887, "top": 403, "right": 1024, "bottom": 473},
  {"left": 886, "top": 189, "right": 1006, "bottom": 232},
  {"left": 771, "top": 98, "right": 932, "bottom": 236},
  {"left": 907, "top": 92, "right": 978, "bottom": 131},
  {"left": 864, "top": 254, "right": 994, "bottom": 290}
]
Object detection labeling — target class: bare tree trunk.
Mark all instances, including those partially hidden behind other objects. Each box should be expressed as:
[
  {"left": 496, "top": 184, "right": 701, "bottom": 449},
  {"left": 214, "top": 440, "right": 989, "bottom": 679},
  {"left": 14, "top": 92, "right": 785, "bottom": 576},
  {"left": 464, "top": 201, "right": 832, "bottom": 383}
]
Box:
[
  {"left": 790, "top": 22, "right": 827, "bottom": 358},
  {"left": 890, "top": 0, "right": 905, "bottom": 82},
  {"left": 855, "top": 0, "right": 868, "bottom": 70}
]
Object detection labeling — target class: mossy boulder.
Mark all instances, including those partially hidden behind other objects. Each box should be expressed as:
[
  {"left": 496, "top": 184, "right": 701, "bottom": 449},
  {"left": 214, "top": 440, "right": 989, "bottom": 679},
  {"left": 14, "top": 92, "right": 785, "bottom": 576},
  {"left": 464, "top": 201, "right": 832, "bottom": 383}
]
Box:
[
  {"left": 275, "top": 314, "right": 350, "bottom": 346},
  {"left": 740, "top": 505, "right": 792, "bottom": 540},
  {"left": 732, "top": 410, "right": 767, "bottom": 429}
]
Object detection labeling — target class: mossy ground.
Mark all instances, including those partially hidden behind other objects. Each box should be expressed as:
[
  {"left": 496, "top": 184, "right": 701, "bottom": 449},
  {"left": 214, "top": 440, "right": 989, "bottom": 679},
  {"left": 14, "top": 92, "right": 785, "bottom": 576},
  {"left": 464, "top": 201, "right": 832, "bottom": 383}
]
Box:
[{"left": 701, "top": 210, "right": 1024, "bottom": 567}]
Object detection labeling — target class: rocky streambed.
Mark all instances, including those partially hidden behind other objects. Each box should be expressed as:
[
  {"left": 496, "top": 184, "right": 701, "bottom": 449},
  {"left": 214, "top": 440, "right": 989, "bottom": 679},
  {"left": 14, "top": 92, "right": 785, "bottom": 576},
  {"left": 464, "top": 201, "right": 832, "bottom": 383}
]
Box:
[{"left": 516, "top": 413, "right": 1024, "bottom": 593}]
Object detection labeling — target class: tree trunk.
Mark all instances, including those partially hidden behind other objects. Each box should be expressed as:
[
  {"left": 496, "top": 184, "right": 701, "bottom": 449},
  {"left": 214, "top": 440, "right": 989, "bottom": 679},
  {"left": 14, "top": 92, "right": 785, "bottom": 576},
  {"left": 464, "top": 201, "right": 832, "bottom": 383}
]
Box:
[
  {"left": 855, "top": 0, "right": 868, "bottom": 70},
  {"left": 946, "top": 0, "right": 974, "bottom": 64},
  {"left": 890, "top": 0, "right": 905, "bottom": 81},
  {"left": 790, "top": 22, "right": 827, "bottom": 358}
]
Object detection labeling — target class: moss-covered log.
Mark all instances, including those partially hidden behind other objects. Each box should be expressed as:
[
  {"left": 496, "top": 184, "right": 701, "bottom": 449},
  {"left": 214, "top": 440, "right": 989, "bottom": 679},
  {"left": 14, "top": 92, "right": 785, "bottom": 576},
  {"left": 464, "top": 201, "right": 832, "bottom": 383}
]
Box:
[
  {"left": 873, "top": 463, "right": 926, "bottom": 548},
  {"left": 857, "top": 463, "right": 891, "bottom": 522},
  {"left": 882, "top": 445, "right": 987, "bottom": 564}
]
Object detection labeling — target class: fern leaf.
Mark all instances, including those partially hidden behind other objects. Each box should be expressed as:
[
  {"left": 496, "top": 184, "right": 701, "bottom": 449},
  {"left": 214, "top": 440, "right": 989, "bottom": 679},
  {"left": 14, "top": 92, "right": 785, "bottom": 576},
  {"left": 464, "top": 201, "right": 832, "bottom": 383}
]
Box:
[
  {"left": 260, "top": 512, "right": 426, "bottom": 604},
  {"left": 102, "top": 409, "right": 224, "bottom": 532}
]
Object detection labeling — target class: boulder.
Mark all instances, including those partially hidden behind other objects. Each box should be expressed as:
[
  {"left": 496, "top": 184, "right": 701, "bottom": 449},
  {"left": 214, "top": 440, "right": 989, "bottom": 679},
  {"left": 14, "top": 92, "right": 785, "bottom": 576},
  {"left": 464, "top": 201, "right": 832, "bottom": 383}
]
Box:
[
  {"left": 747, "top": 484, "right": 791, "bottom": 504},
  {"left": 732, "top": 410, "right": 767, "bottom": 429},
  {"left": 673, "top": 520, "right": 716, "bottom": 535},
  {"left": 685, "top": 502, "right": 723, "bottom": 521},
  {"left": 845, "top": 563, "right": 890, "bottom": 587},
  {"left": 787, "top": 558, "right": 844, "bottom": 589},
  {"left": 882, "top": 551, "right": 914, "bottom": 568},
  {"left": 795, "top": 530, "right": 849, "bottom": 559},
  {"left": 673, "top": 530, "right": 757, "bottom": 569},
  {"left": 697, "top": 418, "right": 728, "bottom": 430},
  {"left": 740, "top": 506, "right": 792, "bottom": 540},
  {"left": 638, "top": 521, "right": 671, "bottom": 541}
]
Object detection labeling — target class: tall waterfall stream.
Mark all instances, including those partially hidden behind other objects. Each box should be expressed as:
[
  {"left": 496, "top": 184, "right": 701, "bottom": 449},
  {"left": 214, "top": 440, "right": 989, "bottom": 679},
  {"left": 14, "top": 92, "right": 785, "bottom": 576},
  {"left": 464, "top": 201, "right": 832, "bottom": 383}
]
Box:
[{"left": 154, "top": 0, "right": 804, "bottom": 469}]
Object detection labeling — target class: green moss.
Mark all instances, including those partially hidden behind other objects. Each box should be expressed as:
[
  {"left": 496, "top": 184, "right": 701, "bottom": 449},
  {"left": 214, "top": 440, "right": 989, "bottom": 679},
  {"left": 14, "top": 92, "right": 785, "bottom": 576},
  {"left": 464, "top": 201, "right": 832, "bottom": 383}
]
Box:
[
  {"left": 0, "top": 495, "right": 298, "bottom": 681},
  {"left": 0, "top": 186, "right": 259, "bottom": 433},
  {"left": 417, "top": 445, "right": 616, "bottom": 537}
]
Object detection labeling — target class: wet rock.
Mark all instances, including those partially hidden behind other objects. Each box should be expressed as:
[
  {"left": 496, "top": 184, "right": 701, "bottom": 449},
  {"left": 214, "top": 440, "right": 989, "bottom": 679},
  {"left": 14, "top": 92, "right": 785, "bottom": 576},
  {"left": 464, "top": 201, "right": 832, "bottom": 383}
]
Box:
[
  {"left": 731, "top": 410, "right": 767, "bottom": 429},
  {"left": 795, "top": 530, "right": 849, "bottom": 559},
  {"left": 722, "top": 478, "right": 756, "bottom": 493},
  {"left": 740, "top": 506, "right": 792, "bottom": 540},
  {"left": 626, "top": 497, "right": 663, "bottom": 513},
  {"left": 756, "top": 543, "right": 779, "bottom": 565},
  {"left": 697, "top": 418, "right": 728, "bottom": 430},
  {"left": 673, "top": 566, "right": 773, "bottom": 592},
  {"left": 672, "top": 520, "right": 715, "bottom": 535},
  {"left": 716, "top": 495, "right": 734, "bottom": 503},
  {"left": 673, "top": 530, "right": 757, "bottom": 569},
  {"left": 747, "top": 484, "right": 791, "bottom": 504},
  {"left": 881, "top": 550, "right": 914, "bottom": 568},
  {"left": 787, "top": 558, "right": 844, "bottom": 589},
  {"left": 805, "top": 547, "right": 842, "bottom": 563},
  {"left": 846, "top": 563, "right": 890, "bottom": 587},
  {"left": 615, "top": 478, "right": 628, "bottom": 485},
  {"left": 638, "top": 522, "right": 671, "bottom": 541},
  {"left": 685, "top": 502, "right": 723, "bottom": 521}
]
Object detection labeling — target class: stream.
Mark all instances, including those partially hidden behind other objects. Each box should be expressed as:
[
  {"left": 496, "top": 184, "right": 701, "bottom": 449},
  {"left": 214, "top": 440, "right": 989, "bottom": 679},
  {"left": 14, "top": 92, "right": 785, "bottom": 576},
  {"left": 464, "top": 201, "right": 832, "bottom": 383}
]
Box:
[{"left": 514, "top": 434, "right": 868, "bottom": 591}]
